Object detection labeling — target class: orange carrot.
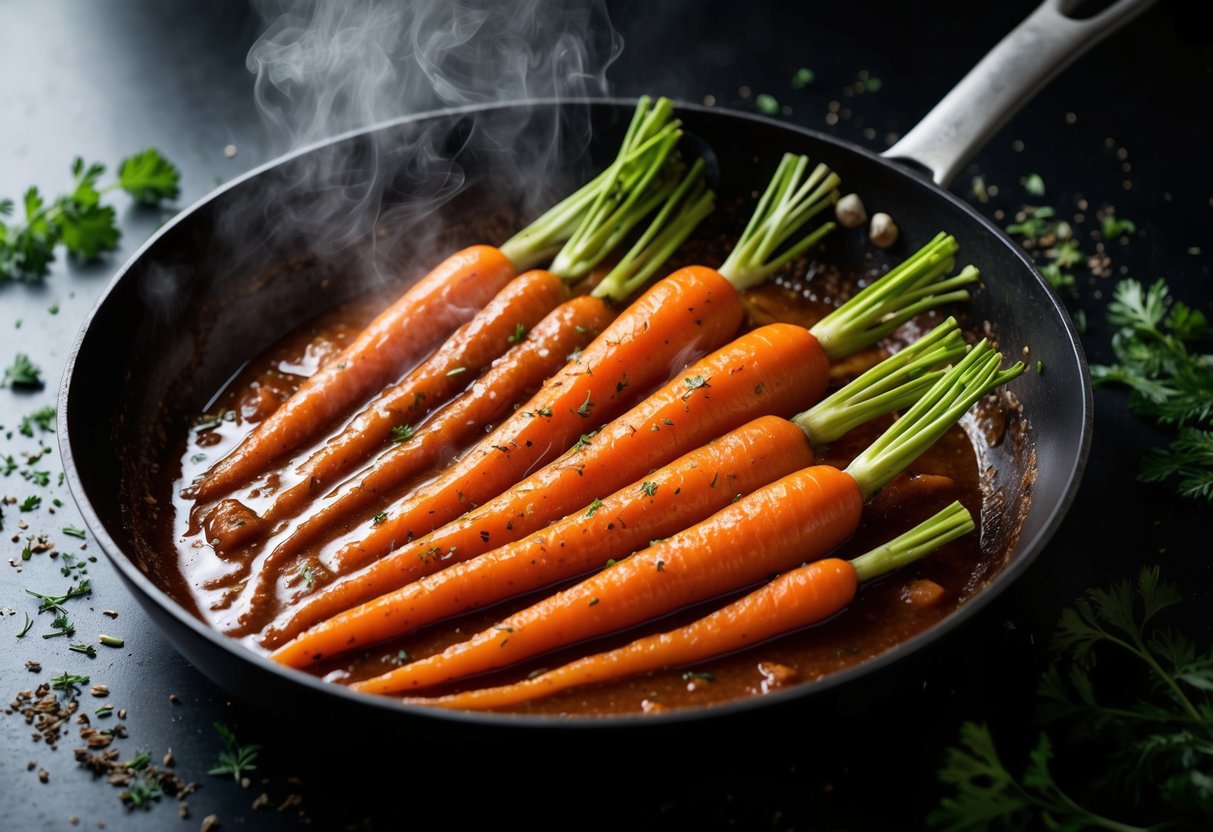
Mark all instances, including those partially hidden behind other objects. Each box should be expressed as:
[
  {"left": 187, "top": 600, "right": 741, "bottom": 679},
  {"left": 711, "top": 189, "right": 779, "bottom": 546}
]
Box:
[
  {"left": 334, "top": 321, "right": 822, "bottom": 573},
  {"left": 268, "top": 415, "right": 815, "bottom": 662},
  {"left": 345, "top": 342, "right": 1020, "bottom": 695},
  {"left": 192, "top": 97, "right": 682, "bottom": 503},
  {"left": 328, "top": 263, "right": 747, "bottom": 569},
  {"left": 208, "top": 268, "right": 570, "bottom": 552},
  {"left": 265, "top": 318, "right": 967, "bottom": 659},
  {"left": 193, "top": 245, "right": 517, "bottom": 502},
  {"left": 227, "top": 295, "right": 615, "bottom": 623},
  {"left": 413, "top": 502, "right": 975, "bottom": 712}
]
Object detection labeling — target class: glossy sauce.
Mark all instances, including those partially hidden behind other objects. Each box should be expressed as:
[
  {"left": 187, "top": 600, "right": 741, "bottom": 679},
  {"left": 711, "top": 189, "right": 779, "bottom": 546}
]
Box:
[{"left": 164, "top": 260, "right": 1015, "bottom": 717}]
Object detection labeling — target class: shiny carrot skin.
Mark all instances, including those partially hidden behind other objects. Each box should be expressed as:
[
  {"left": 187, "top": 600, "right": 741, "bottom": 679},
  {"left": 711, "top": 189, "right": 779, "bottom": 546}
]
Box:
[
  {"left": 421, "top": 558, "right": 858, "bottom": 711},
  {"left": 234, "top": 296, "right": 616, "bottom": 624},
  {"left": 224, "top": 268, "right": 569, "bottom": 547},
  {"left": 266, "top": 323, "right": 825, "bottom": 647},
  {"left": 268, "top": 415, "right": 816, "bottom": 662},
  {"left": 195, "top": 245, "right": 517, "bottom": 501},
  {"left": 350, "top": 464, "right": 864, "bottom": 695},
  {"left": 330, "top": 265, "right": 746, "bottom": 571}
]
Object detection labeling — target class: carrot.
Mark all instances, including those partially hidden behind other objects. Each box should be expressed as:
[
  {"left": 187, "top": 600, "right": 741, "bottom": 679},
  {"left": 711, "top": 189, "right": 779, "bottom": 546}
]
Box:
[
  {"left": 300, "top": 224, "right": 974, "bottom": 582},
  {"left": 269, "top": 320, "right": 965, "bottom": 660},
  {"left": 226, "top": 295, "right": 615, "bottom": 614},
  {"left": 191, "top": 97, "right": 681, "bottom": 502},
  {"left": 208, "top": 268, "right": 571, "bottom": 552},
  {"left": 264, "top": 316, "right": 967, "bottom": 658},
  {"left": 413, "top": 502, "right": 975, "bottom": 712},
  {"left": 224, "top": 158, "right": 719, "bottom": 625},
  {"left": 328, "top": 262, "right": 746, "bottom": 569},
  {"left": 346, "top": 342, "right": 1021, "bottom": 695}
]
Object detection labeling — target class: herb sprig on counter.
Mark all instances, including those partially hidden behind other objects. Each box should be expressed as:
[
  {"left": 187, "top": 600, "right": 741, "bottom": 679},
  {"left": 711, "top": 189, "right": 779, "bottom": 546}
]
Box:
[
  {"left": 208, "top": 722, "right": 261, "bottom": 782},
  {"left": 0, "top": 149, "right": 179, "bottom": 284},
  {"left": 931, "top": 567, "right": 1213, "bottom": 830},
  {"left": 1092, "top": 279, "right": 1213, "bottom": 501}
]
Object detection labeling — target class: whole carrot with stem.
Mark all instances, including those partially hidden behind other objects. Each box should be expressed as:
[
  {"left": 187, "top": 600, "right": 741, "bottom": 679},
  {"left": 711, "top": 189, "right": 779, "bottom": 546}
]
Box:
[
  {"left": 320, "top": 228, "right": 975, "bottom": 578},
  {"left": 347, "top": 341, "right": 1022, "bottom": 695},
  {"left": 410, "top": 501, "right": 975, "bottom": 712},
  {"left": 227, "top": 155, "right": 717, "bottom": 618},
  {"left": 256, "top": 155, "right": 840, "bottom": 588},
  {"left": 192, "top": 96, "right": 680, "bottom": 502},
  {"left": 267, "top": 317, "right": 967, "bottom": 661},
  {"left": 206, "top": 125, "right": 696, "bottom": 551}
]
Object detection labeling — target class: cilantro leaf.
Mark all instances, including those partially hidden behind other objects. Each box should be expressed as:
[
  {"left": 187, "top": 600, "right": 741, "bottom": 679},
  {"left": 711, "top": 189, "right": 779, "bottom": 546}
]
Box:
[{"left": 118, "top": 149, "right": 181, "bottom": 205}]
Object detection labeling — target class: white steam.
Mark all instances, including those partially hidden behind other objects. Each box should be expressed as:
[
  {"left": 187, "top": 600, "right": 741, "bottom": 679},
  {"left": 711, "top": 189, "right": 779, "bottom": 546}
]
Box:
[{"left": 238, "top": 0, "right": 623, "bottom": 282}]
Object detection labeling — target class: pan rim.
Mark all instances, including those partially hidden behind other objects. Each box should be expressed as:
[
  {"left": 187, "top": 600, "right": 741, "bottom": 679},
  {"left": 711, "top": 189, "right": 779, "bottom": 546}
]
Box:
[{"left": 58, "top": 96, "right": 1093, "bottom": 729}]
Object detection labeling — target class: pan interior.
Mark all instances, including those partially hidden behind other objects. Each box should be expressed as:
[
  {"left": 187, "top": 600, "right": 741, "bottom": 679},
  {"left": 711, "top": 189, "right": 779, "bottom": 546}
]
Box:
[{"left": 64, "top": 101, "right": 1084, "bottom": 723}]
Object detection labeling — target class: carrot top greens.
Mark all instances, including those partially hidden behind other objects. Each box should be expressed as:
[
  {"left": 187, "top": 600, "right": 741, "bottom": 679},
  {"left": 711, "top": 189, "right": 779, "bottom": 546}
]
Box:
[
  {"left": 500, "top": 96, "right": 681, "bottom": 274},
  {"left": 718, "top": 152, "right": 841, "bottom": 291}
]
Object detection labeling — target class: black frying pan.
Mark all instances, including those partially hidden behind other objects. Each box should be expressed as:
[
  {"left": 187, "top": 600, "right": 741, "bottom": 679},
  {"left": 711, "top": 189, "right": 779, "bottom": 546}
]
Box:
[{"left": 59, "top": 0, "right": 1149, "bottom": 735}]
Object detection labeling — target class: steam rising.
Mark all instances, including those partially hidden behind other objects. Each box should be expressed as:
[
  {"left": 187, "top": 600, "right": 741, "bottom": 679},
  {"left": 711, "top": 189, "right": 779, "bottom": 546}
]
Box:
[{"left": 239, "top": 0, "right": 623, "bottom": 281}]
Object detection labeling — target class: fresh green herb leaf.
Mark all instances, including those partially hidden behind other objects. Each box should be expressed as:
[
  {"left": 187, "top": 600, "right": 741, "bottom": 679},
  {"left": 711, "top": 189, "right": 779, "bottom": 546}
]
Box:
[
  {"left": 1023, "top": 173, "right": 1046, "bottom": 196},
  {"left": 208, "top": 722, "right": 261, "bottom": 781},
  {"left": 62, "top": 525, "right": 87, "bottom": 539},
  {"left": 1102, "top": 213, "right": 1137, "bottom": 239},
  {"left": 791, "top": 67, "right": 815, "bottom": 88},
  {"left": 69, "top": 642, "right": 97, "bottom": 658},
  {"left": 18, "top": 406, "right": 55, "bottom": 437},
  {"left": 641, "top": 481, "right": 658, "bottom": 497},
  {"left": 17, "top": 612, "right": 31, "bottom": 638},
  {"left": 755, "top": 93, "right": 779, "bottom": 115},
  {"left": 1040, "top": 262, "right": 1074, "bottom": 290},
  {"left": 3, "top": 354, "right": 43, "bottom": 389},
  {"left": 117, "top": 148, "right": 181, "bottom": 205},
  {"left": 584, "top": 497, "right": 603, "bottom": 518},
  {"left": 19, "top": 495, "right": 40, "bottom": 512},
  {"left": 50, "top": 671, "right": 89, "bottom": 696},
  {"left": 390, "top": 424, "right": 415, "bottom": 444},
  {"left": 507, "top": 322, "right": 528, "bottom": 345},
  {"left": 371, "top": 511, "right": 387, "bottom": 526},
  {"left": 1092, "top": 279, "right": 1213, "bottom": 500},
  {"left": 1005, "top": 206, "right": 1056, "bottom": 242},
  {"left": 1051, "top": 238, "right": 1084, "bottom": 269}
]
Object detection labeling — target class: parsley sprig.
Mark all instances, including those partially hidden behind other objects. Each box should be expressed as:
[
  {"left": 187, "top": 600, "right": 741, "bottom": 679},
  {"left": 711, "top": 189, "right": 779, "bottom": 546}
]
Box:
[
  {"left": 931, "top": 567, "right": 1213, "bottom": 830},
  {"left": 0, "top": 149, "right": 179, "bottom": 284},
  {"left": 1092, "top": 279, "right": 1213, "bottom": 500}
]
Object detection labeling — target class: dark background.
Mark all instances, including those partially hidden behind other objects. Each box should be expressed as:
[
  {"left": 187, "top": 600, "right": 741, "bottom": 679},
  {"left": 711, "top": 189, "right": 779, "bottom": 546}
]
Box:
[{"left": 1, "top": 0, "right": 1209, "bottom": 829}]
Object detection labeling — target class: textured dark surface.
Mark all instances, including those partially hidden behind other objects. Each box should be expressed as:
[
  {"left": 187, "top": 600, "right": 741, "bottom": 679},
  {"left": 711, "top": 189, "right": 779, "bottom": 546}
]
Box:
[{"left": 1, "top": 1, "right": 1209, "bottom": 829}]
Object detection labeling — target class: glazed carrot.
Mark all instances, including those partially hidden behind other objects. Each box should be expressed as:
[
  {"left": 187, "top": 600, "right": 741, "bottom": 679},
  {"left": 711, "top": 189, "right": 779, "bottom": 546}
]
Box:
[
  {"left": 236, "top": 295, "right": 615, "bottom": 602},
  {"left": 414, "top": 502, "right": 975, "bottom": 712},
  {"left": 192, "top": 97, "right": 681, "bottom": 502},
  {"left": 266, "top": 318, "right": 965, "bottom": 661},
  {"left": 323, "top": 226, "right": 975, "bottom": 576},
  {"left": 329, "top": 263, "right": 746, "bottom": 565},
  {"left": 208, "top": 268, "right": 571, "bottom": 552},
  {"left": 193, "top": 244, "right": 518, "bottom": 502},
  {"left": 347, "top": 342, "right": 1021, "bottom": 695}
]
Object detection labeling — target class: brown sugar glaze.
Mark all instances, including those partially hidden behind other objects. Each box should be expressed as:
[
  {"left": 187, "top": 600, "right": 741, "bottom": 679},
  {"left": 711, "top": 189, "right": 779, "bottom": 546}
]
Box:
[{"left": 161, "top": 218, "right": 1027, "bottom": 717}]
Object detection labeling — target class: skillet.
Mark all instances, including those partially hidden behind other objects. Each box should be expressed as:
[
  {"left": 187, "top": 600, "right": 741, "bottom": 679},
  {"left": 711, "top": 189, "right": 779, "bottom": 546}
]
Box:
[{"left": 58, "top": 0, "right": 1150, "bottom": 735}]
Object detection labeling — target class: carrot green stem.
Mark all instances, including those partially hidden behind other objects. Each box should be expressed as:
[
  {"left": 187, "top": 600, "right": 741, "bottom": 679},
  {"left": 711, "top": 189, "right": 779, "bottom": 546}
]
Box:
[
  {"left": 591, "top": 158, "right": 716, "bottom": 301},
  {"left": 548, "top": 99, "right": 686, "bottom": 279},
  {"left": 809, "top": 233, "right": 978, "bottom": 361},
  {"left": 792, "top": 317, "right": 968, "bottom": 446},
  {"left": 844, "top": 340, "right": 1024, "bottom": 499},
  {"left": 500, "top": 96, "right": 677, "bottom": 272},
  {"left": 718, "top": 153, "right": 841, "bottom": 291},
  {"left": 849, "top": 501, "right": 975, "bottom": 582}
]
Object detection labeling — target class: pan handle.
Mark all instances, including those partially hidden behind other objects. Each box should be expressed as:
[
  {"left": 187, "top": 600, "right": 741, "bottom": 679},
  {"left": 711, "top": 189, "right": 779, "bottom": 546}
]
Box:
[{"left": 882, "top": 0, "right": 1157, "bottom": 186}]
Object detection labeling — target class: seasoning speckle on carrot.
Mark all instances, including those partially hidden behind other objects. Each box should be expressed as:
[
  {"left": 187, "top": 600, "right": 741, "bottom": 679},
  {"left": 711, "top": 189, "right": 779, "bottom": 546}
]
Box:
[{"left": 346, "top": 342, "right": 1020, "bottom": 695}]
